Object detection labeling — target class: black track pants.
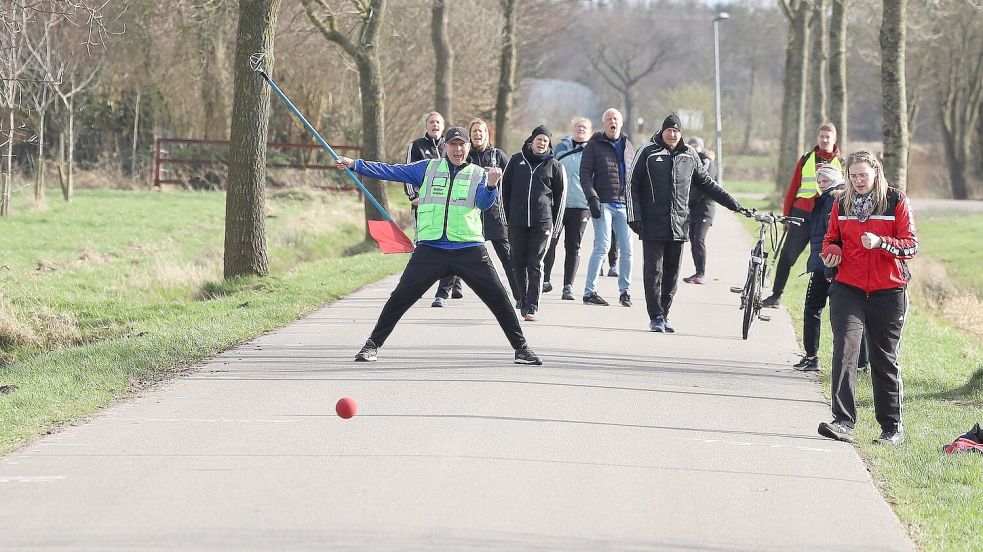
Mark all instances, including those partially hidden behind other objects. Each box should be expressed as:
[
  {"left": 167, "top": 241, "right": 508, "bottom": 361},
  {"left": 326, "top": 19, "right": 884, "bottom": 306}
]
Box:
[
  {"left": 771, "top": 211, "right": 811, "bottom": 296},
  {"left": 642, "top": 239, "right": 684, "bottom": 320},
  {"left": 828, "top": 282, "right": 907, "bottom": 432},
  {"left": 543, "top": 208, "right": 590, "bottom": 287},
  {"left": 509, "top": 225, "right": 551, "bottom": 312},
  {"left": 368, "top": 245, "right": 527, "bottom": 350},
  {"left": 803, "top": 271, "right": 869, "bottom": 364}
]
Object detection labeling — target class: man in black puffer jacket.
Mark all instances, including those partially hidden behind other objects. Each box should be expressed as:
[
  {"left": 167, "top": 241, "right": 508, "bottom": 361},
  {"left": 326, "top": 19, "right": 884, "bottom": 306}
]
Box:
[
  {"left": 627, "top": 114, "right": 746, "bottom": 333},
  {"left": 502, "top": 125, "right": 567, "bottom": 321}
]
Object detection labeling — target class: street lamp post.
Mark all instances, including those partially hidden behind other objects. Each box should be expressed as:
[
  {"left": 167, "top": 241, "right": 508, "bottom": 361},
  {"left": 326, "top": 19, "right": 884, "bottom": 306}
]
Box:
[{"left": 713, "top": 11, "right": 730, "bottom": 185}]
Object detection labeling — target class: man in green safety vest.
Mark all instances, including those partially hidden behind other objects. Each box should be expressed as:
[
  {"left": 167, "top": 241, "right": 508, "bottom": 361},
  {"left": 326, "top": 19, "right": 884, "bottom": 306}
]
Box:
[
  {"left": 762, "top": 122, "right": 843, "bottom": 308},
  {"left": 336, "top": 126, "right": 542, "bottom": 365}
]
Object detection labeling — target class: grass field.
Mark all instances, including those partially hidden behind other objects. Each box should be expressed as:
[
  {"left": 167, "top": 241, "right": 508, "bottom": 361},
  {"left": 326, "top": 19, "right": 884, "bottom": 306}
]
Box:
[
  {"left": 739, "top": 196, "right": 983, "bottom": 551},
  {"left": 0, "top": 188, "right": 408, "bottom": 453}
]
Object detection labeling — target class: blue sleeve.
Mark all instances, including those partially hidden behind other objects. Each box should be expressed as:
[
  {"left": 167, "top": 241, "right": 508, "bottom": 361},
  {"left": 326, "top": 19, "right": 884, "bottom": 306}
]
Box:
[
  {"left": 475, "top": 174, "right": 496, "bottom": 211},
  {"left": 353, "top": 159, "right": 429, "bottom": 188}
]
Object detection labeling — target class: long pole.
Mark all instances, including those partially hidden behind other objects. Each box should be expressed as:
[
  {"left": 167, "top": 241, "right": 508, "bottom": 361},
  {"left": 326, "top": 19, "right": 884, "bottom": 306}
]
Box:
[{"left": 713, "top": 18, "right": 724, "bottom": 185}]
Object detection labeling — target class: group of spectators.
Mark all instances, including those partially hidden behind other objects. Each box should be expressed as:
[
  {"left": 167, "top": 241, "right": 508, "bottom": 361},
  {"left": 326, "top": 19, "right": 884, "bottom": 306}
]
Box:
[{"left": 339, "top": 112, "right": 918, "bottom": 448}]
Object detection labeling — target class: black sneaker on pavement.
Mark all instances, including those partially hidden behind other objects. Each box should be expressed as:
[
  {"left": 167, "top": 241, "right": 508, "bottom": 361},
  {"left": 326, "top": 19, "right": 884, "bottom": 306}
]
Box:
[
  {"left": 354, "top": 340, "right": 378, "bottom": 362},
  {"left": 583, "top": 292, "right": 609, "bottom": 306},
  {"left": 431, "top": 297, "right": 448, "bottom": 308},
  {"left": 607, "top": 267, "right": 619, "bottom": 277},
  {"left": 619, "top": 292, "right": 632, "bottom": 307},
  {"left": 542, "top": 281, "right": 553, "bottom": 293},
  {"left": 561, "top": 285, "right": 575, "bottom": 300},
  {"left": 794, "top": 355, "right": 820, "bottom": 371},
  {"left": 663, "top": 319, "right": 675, "bottom": 333},
  {"left": 451, "top": 288, "right": 464, "bottom": 299},
  {"left": 514, "top": 348, "right": 542, "bottom": 365},
  {"left": 818, "top": 420, "right": 855, "bottom": 443},
  {"left": 873, "top": 429, "right": 905, "bottom": 446},
  {"left": 761, "top": 294, "right": 782, "bottom": 308}
]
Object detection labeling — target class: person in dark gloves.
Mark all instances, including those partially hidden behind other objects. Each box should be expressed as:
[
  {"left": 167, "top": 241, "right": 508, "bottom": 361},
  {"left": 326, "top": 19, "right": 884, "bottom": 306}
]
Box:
[
  {"left": 627, "top": 114, "right": 746, "bottom": 333},
  {"left": 762, "top": 122, "right": 842, "bottom": 308},
  {"left": 580, "top": 108, "right": 636, "bottom": 307},
  {"left": 543, "top": 116, "right": 592, "bottom": 301},
  {"left": 466, "top": 117, "right": 519, "bottom": 303},
  {"left": 796, "top": 166, "right": 869, "bottom": 373},
  {"left": 407, "top": 112, "right": 464, "bottom": 307},
  {"left": 681, "top": 136, "right": 716, "bottom": 285},
  {"left": 340, "top": 126, "right": 542, "bottom": 365},
  {"left": 818, "top": 150, "right": 917, "bottom": 446},
  {"left": 502, "top": 125, "right": 567, "bottom": 322}
]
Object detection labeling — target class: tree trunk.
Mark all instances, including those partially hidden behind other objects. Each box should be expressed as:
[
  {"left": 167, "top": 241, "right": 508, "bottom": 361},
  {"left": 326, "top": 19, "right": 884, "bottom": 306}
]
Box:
[
  {"left": 356, "top": 53, "right": 389, "bottom": 225},
  {"left": 431, "top": 0, "right": 453, "bottom": 125},
  {"left": 776, "top": 1, "right": 810, "bottom": 192},
  {"left": 2, "top": 106, "right": 12, "bottom": 217},
  {"left": 828, "top": 0, "right": 847, "bottom": 145},
  {"left": 742, "top": 52, "right": 758, "bottom": 153},
  {"left": 809, "top": 0, "right": 828, "bottom": 129},
  {"left": 201, "top": 32, "right": 231, "bottom": 140},
  {"left": 223, "top": 0, "right": 281, "bottom": 279},
  {"left": 131, "top": 89, "right": 141, "bottom": 178},
  {"left": 624, "top": 90, "right": 634, "bottom": 145},
  {"left": 880, "top": 0, "right": 909, "bottom": 191},
  {"left": 939, "top": 105, "right": 969, "bottom": 199},
  {"left": 35, "top": 110, "right": 45, "bottom": 205},
  {"left": 495, "top": 0, "right": 519, "bottom": 153},
  {"left": 66, "top": 99, "right": 74, "bottom": 201}
]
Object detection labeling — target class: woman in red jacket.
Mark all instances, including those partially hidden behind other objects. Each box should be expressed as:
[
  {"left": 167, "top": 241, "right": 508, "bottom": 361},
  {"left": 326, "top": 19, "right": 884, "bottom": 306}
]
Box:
[{"left": 817, "top": 150, "right": 917, "bottom": 446}]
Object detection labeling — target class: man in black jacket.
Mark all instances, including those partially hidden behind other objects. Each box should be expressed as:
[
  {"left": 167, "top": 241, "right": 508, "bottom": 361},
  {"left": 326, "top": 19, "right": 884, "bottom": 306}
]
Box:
[
  {"left": 627, "top": 114, "right": 746, "bottom": 333},
  {"left": 580, "top": 108, "right": 637, "bottom": 308}
]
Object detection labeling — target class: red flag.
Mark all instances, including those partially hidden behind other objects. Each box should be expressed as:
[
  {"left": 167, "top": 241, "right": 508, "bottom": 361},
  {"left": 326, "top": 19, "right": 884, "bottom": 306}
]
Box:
[{"left": 367, "top": 220, "right": 415, "bottom": 254}]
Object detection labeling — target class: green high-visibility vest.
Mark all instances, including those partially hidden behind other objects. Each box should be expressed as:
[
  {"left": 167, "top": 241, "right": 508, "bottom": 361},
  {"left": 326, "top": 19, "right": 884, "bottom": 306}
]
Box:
[
  {"left": 416, "top": 159, "right": 486, "bottom": 242},
  {"left": 797, "top": 153, "right": 843, "bottom": 198}
]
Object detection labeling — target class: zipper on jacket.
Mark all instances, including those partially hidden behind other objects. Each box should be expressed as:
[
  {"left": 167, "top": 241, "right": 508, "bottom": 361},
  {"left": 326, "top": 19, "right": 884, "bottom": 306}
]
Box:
[
  {"left": 521, "top": 151, "right": 545, "bottom": 227},
  {"left": 441, "top": 169, "right": 457, "bottom": 239}
]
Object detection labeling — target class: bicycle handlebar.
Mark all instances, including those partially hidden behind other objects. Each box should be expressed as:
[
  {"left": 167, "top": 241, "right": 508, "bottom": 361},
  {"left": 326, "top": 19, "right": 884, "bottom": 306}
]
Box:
[{"left": 740, "top": 208, "right": 804, "bottom": 226}]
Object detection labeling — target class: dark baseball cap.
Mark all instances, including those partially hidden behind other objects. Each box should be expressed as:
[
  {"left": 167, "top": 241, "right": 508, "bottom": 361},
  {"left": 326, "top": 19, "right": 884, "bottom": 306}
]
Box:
[{"left": 444, "top": 126, "right": 469, "bottom": 143}]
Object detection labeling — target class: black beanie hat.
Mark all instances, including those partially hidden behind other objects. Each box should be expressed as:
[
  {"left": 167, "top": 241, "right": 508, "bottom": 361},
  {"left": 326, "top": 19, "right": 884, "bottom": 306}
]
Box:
[
  {"left": 662, "top": 113, "right": 682, "bottom": 132},
  {"left": 525, "top": 125, "right": 553, "bottom": 144}
]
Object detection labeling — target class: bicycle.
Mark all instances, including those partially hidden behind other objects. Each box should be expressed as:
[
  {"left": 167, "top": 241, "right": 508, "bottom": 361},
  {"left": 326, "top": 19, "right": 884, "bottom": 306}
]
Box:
[{"left": 730, "top": 209, "right": 804, "bottom": 340}]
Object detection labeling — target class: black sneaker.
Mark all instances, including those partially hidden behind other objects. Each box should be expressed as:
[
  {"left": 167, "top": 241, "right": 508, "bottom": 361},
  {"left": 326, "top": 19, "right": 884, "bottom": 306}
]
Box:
[
  {"left": 561, "top": 285, "right": 575, "bottom": 301},
  {"left": 818, "top": 420, "right": 854, "bottom": 443},
  {"left": 542, "top": 281, "right": 553, "bottom": 293},
  {"left": 514, "top": 347, "right": 542, "bottom": 365},
  {"left": 583, "top": 292, "right": 609, "bottom": 306},
  {"left": 649, "top": 316, "right": 666, "bottom": 332},
  {"left": 619, "top": 292, "right": 632, "bottom": 307},
  {"left": 607, "top": 267, "right": 619, "bottom": 277},
  {"left": 451, "top": 288, "right": 464, "bottom": 299},
  {"left": 761, "top": 294, "right": 782, "bottom": 308},
  {"left": 663, "top": 319, "right": 675, "bottom": 333},
  {"left": 354, "top": 340, "right": 378, "bottom": 362},
  {"left": 793, "top": 356, "right": 820, "bottom": 371},
  {"left": 873, "top": 429, "right": 905, "bottom": 446},
  {"left": 431, "top": 297, "right": 447, "bottom": 308}
]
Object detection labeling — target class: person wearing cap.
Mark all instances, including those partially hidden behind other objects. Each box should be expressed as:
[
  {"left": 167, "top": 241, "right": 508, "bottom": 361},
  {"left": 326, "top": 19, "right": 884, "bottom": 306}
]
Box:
[
  {"left": 762, "top": 122, "right": 843, "bottom": 308},
  {"left": 580, "top": 108, "right": 637, "bottom": 308},
  {"left": 796, "top": 165, "right": 869, "bottom": 372},
  {"left": 501, "top": 125, "right": 567, "bottom": 321},
  {"left": 681, "top": 136, "right": 717, "bottom": 285},
  {"left": 627, "top": 114, "right": 746, "bottom": 333},
  {"left": 336, "top": 126, "right": 542, "bottom": 365}
]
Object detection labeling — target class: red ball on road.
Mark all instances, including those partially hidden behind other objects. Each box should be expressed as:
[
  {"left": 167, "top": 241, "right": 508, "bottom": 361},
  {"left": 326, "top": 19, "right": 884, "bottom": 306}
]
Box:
[
  {"left": 336, "top": 397, "right": 357, "bottom": 419},
  {"left": 823, "top": 244, "right": 842, "bottom": 257}
]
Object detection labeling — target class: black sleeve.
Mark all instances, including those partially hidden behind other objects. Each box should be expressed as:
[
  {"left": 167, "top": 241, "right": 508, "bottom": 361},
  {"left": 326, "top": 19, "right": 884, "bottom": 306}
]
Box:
[
  {"left": 626, "top": 145, "right": 648, "bottom": 223},
  {"left": 501, "top": 156, "right": 518, "bottom": 221},
  {"left": 579, "top": 142, "right": 598, "bottom": 202},
  {"left": 550, "top": 161, "right": 567, "bottom": 226}
]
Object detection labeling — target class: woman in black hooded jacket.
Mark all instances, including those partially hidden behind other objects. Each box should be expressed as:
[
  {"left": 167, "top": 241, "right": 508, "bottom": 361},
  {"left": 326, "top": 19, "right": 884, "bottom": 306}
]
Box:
[{"left": 502, "top": 126, "right": 567, "bottom": 321}]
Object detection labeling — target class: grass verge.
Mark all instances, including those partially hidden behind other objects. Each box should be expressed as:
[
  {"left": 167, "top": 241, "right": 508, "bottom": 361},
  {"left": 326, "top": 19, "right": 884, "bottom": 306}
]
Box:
[
  {"left": 0, "top": 189, "right": 407, "bottom": 454},
  {"left": 739, "top": 197, "right": 983, "bottom": 551}
]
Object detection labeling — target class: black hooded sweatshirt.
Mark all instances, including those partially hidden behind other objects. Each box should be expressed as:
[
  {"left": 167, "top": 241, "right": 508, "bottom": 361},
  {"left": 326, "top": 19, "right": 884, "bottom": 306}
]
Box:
[{"left": 501, "top": 134, "right": 567, "bottom": 229}]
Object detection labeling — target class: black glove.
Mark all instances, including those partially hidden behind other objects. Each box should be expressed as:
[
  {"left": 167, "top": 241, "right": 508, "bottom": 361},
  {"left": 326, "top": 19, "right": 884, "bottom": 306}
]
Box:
[
  {"left": 588, "top": 197, "right": 602, "bottom": 219},
  {"left": 737, "top": 206, "right": 753, "bottom": 218},
  {"left": 628, "top": 221, "right": 643, "bottom": 236}
]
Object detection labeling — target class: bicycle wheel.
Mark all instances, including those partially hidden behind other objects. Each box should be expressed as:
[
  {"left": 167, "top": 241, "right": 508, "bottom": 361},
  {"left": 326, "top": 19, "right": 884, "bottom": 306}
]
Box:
[{"left": 742, "top": 263, "right": 762, "bottom": 340}]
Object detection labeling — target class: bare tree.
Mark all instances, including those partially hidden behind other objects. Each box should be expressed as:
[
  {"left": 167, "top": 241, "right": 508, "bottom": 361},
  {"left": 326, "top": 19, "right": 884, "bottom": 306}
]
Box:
[
  {"left": 0, "top": 5, "right": 29, "bottom": 216},
  {"left": 25, "top": 11, "right": 62, "bottom": 206},
  {"left": 223, "top": 0, "right": 281, "bottom": 279},
  {"left": 302, "top": 0, "right": 390, "bottom": 244},
  {"left": 880, "top": 0, "right": 909, "bottom": 190},
  {"left": 776, "top": 0, "right": 811, "bottom": 192},
  {"left": 588, "top": 42, "right": 665, "bottom": 144},
  {"left": 495, "top": 0, "right": 518, "bottom": 153},
  {"left": 808, "top": 0, "right": 829, "bottom": 129},
  {"left": 431, "top": 0, "right": 452, "bottom": 125},
  {"left": 937, "top": 8, "right": 983, "bottom": 199},
  {"left": 828, "top": 0, "right": 847, "bottom": 145}
]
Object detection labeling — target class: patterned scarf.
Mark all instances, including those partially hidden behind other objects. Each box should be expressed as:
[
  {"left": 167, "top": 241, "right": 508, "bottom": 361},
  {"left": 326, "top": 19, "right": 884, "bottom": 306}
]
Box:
[{"left": 852, "top": 193, "right": 875, "bottom": 222}]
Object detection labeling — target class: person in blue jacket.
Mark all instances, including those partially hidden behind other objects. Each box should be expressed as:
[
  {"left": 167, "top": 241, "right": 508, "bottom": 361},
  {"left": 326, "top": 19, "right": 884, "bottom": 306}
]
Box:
[{"left": 337, "top": 127, "right": 542, "bottom": 365}]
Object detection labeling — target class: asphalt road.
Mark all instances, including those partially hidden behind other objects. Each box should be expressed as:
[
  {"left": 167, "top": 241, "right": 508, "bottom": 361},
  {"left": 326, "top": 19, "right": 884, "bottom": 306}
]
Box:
[{"left": 0, "top": 209, "right": 912, "bottom": 550}]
